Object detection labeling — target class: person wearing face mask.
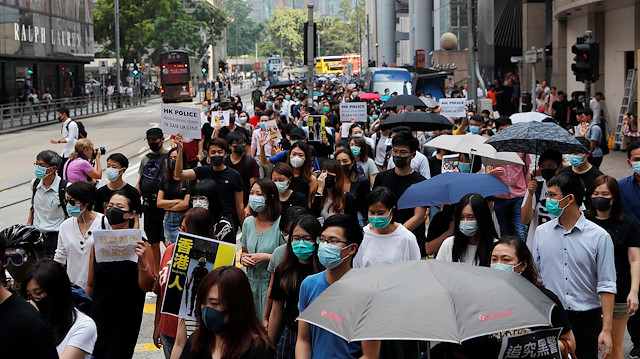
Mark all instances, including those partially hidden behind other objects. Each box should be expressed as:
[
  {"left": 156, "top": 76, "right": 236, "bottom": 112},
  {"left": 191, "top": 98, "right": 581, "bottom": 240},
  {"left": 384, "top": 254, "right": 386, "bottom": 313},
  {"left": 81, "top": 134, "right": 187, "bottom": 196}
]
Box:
[
  {"left": 488, "top": 237, "right": 576, "bottom": 357},
  {"left": 297, "top": 213, "right": 381, "bottom": 359},
  {"left": 521, "top": 150, "right": 564, "bottom": 249},
  {"left": 28, "top": 150, "right": 70, "bottom": 258},
  {"left": 54, "top": 181, "right": 107, "bottom": 289},
  {"left": 241, "top": 179, "right": 285, "bottom": 320},
  {"left": 385, "top": 128, "right": 432, "bottom": 179},
  {"left": 49, "top": 107, "right": 78, "bottom": 175},
  {"left": 584, "top": 176, "right": 640, "bottom": 359},
  {"left": 95, "top": 153, "right": 140, "bottom": 227},
  {"left": 176, "top": 266, "right": 275, "bottom": 359},
  {"left": 436, "top": 193, "right": 498, "bottom": 266},
  {"left": 335, "top": 149, "right": 370, "bottom": 226},
  {"left": 214, "top": 104, "right": 251, "bottom": 143},
  {"left": 157, "top": 148, "right": 194, "bottom": 245},
  {"left": 349, "top": 136, "right": 378, "bottom": 184},
  {"left": 236, "top": 110, "right": 255, "bottom": 137},
  {"left": 311, "top": 160, "right": 357, "bottom": 221},
  {"left": 353, "top": 187, "right": 420, "bottom": 268},
  {"left": 619, "top": 140, "right": 640, "bottom": 240},
  {"left": 268, "top": 215, "right": 323, "bottom": 358},
  {"left": 271, "top": 163, "right": 308, "bottom": 209},
  {"left": 252, "top": 113, "right": 281, "bottom": 179},
  {"left": 223, "top": 131, "right": 259, "bottom": 209},
  {"left": 533, "top": 172, "right": 616, "bottom": 359},
  {"left": 455, "top": 152, "right": 483, "bottom": 174},
  {"left": 62, "top": 138, "right": 102, "bottom": 184},
  {"left": 188, "top": 180, "right": 236, "bottom": 245},
  {"left": 560, "top": 136, "right": 603, "bottom": 193}
]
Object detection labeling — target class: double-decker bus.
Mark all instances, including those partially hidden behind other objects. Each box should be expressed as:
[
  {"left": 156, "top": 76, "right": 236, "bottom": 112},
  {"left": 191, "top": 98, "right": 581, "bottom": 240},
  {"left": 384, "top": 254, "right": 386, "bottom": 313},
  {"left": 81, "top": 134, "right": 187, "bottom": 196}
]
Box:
[
  {"left": 160, "top": 50, "right": 193, "bottom": 103},
  {"left": 315, "top": 56, "right": 344, "bottom": 75}
]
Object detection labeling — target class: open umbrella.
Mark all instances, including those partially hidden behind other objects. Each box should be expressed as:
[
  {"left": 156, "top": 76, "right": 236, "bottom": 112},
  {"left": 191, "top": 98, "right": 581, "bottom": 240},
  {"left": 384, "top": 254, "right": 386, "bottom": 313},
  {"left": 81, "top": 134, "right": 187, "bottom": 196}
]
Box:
[
  {"left": 425, "top": 135, "right": 524, "bottom": 166},
  {"left": 481, "top": 151, "right": 526, "bottom": 166},
  {"left": 298, "top": 260, "right": 555, "bottom": 343},
  {"left": 267, "top": 80, "right": 295, "bottom": 89},
  {"left": 422, "top": 97, "right": 438, "bottom": 108},
  {"left": 381, "top": 94, "right": 427, "bottom": 109},
  {"left": 486, "top": 121, "right": 589, "bottom": 155},
  {"left": 509, "top": 112, "right": 551, "bottom": 124},
  {"left": 359, "top": 93, "right": 381, "bottom": 101},
  {"left": 397, "top": 172, "right": 510, "bottom": 208},
  {"left": 379, "top": 112, "right": 454, "bottom": 132}
]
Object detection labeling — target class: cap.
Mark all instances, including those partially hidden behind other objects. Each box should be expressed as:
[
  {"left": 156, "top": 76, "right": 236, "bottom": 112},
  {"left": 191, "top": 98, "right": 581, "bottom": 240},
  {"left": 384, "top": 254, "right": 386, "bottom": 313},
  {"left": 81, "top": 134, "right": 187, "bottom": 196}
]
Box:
[
  {"left": 290, "top": 127, "right": 306, "bottom": 139},
  {"left": 146, "top": 128, "right": 163, "bottom": 139}
]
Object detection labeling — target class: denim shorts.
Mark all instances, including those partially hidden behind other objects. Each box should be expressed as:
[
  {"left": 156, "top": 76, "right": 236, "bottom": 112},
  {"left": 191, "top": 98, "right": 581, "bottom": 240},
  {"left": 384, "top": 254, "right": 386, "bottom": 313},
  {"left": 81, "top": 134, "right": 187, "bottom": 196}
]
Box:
[{"left": 164, "top": 210, "right": 185, "bottom": 244}]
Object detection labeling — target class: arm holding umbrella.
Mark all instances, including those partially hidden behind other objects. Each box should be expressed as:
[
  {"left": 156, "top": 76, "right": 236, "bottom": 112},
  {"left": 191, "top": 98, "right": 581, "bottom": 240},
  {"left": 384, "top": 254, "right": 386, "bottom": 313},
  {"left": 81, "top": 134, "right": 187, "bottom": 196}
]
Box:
[{"left": 521, "top": 180, "right": 538, "bottom": 226}]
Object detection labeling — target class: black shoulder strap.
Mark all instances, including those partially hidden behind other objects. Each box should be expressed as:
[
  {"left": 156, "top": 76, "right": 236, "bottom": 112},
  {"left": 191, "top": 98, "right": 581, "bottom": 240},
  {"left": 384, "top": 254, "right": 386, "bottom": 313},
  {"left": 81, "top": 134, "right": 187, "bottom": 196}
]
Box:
[
  {"left": 535, "top": 181, "right": 545, "bottom": 204},
  {"left": 31, "top": 178, "right": 41, "bottom": 204},
  {"left": 101, "top": 215, "right": 106, "bottom": 229},
  {"left": 59, "top": 179, "right": 69, "bottom": 217}
]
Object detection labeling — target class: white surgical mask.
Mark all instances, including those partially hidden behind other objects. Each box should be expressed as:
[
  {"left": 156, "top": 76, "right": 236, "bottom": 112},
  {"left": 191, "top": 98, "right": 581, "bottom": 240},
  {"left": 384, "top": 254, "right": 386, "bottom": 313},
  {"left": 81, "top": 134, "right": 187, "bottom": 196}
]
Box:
[{"left": 192, "top": 199, "right": 209, "bottom": 210}]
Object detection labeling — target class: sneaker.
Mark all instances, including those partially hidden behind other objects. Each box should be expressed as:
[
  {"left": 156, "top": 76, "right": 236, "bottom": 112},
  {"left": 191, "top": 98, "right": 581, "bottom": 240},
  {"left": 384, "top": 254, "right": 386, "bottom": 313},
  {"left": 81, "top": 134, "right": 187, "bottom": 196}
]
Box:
[{"left": 631, "top": 345, "right": 640, "bottom": 359}]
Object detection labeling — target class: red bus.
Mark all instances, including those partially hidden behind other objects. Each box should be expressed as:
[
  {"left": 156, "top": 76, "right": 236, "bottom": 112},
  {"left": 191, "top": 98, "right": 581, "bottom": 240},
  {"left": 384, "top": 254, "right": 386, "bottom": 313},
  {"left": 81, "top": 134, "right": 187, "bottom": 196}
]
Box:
[{"left": 160, "top": 50, "right": 193, "bottom": 103}]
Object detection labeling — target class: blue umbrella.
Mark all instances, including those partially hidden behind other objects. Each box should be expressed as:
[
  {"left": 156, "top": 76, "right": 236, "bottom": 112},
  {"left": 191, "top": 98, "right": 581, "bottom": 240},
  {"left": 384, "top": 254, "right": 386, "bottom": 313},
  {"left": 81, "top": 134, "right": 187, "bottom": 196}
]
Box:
[{"left": 398, "top": 172, "right": 510, "bottom": 209}]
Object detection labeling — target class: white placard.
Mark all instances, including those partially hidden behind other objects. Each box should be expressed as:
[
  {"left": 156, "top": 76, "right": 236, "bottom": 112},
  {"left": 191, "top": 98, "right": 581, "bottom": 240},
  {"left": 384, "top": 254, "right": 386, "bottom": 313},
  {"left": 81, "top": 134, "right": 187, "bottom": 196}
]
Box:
[
  {"left": 340, "top": 102, "right": 367, "bottom": 123},
  {"left": 211, "top": 110, "right": 230, "bottom": 127},
  {"left": 263, "top": 120, "right": 282, "bottom": 141},
  {"left": 93, "top": 229, "right": 141, "bottom": 263},
  {"left": 439, "top": 98, "right": 467, "bottom": 118},
  {"left": 161, "top": 104, "right": 202, "bottom": 139}
]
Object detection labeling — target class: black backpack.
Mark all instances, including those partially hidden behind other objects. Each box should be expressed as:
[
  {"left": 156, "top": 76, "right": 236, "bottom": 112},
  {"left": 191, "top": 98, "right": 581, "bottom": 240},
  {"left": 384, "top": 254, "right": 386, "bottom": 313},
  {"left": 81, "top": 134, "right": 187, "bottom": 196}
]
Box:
[
  {"left": 140, "top": 153, "right": 168, "bottom": 203},
  {"left": 66, "top": 120, "right": 88, "bottom": 139},
  {"left": 594, "top": 123, "right": 609, "bottom": 155},
  {"left": 31, "top": 178, "right": 69, "bottom": 218}
]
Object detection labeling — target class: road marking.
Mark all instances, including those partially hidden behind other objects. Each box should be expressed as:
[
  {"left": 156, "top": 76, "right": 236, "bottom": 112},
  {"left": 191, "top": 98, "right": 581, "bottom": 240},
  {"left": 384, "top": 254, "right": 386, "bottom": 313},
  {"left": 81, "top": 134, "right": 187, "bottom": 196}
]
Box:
[
  {"left": 0, "top": 190, "right": 7, "bottom": 194},
  {"left": 134, "top": 343, "right": 161, "bottom": 352},
  {"left": 143, "top": 303, "right": 155, "bottom": 314},
  {"left": 149, "top": 122, "right": 159, "bottom": 128},
  {"left": 145, "top": 109, "right": 155, "bottom": 113},
  {"left": 139, "top": 146, "right": 148, "bottom": 154}
]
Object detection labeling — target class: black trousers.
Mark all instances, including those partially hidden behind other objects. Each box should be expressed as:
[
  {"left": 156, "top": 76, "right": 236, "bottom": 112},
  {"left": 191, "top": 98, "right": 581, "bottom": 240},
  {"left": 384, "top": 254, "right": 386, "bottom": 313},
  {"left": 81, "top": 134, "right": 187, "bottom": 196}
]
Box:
[
  {"left": 42, "top": 231, "right": 59, "bottom": 259},
  {"left": 566, "top": 308, "right": 602, "bottom": 359}
]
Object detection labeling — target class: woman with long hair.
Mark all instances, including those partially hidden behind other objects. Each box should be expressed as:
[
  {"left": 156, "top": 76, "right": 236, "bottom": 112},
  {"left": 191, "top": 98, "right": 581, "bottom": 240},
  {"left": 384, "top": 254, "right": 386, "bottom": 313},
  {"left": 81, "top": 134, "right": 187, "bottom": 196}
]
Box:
[
  {"left": 157, "top": 147, "right": 193, "bottom": 244},
  {"left": 585, "top": 175, "right": 640, "bottom": 359},
  {"left": 178, "top": 267, "right": 275, "bottom": 358},
  {"left": 63, "top": 139, "right": 102, "bottom": 183},
  {"left": 22, "top": 259, "right": 98, "bottom": 359},
  {"left": 189, "top": 179, "right": 235, "bottom": 244},
  {"left": 271, "top": 163, "right": 308, "bottom": 209},
  {"left": 241, "top": 178, "right": 284, "bottom": 320},
  {"left": 311, "top": 159, "right": 356, "bottom": 221},
  {"left": 85, "top": 190, "right": 155, "bottom": 359},
  {"left": 436, "top": 193, "right": 498, "bottom": 266},
  {"left": 349, "top": 136, "right": 378, "bottom": 184},
  {"left": 268, "top": 215, "right": 323, "bottom": 358},
  {"left": 335, "top": 149, "right": 371, "bottom": 226},
  {"left": 259, "top": 140, "right": 318, "bottom": 203}
]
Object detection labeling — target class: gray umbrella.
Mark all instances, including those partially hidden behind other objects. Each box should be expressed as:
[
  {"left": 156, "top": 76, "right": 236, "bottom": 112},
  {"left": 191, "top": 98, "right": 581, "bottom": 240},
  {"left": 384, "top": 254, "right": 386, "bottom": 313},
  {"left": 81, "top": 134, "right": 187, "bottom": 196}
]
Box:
[
  {"left": 485, "top": 121, "right": 589, "bottom": 154},
  {"left": 297, "top": 260, "right": 555, "bottom": 343}
]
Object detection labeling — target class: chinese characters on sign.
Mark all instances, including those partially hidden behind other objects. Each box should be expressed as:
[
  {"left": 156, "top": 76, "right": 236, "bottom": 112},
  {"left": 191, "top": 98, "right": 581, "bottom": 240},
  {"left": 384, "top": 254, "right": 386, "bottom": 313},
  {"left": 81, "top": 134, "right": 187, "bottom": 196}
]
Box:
[
  {"left": 498, "top": 328, "right": 562, "bottom": 359},
  {"left": 93, "top": 229, "right": 142, "bottom": 263}
]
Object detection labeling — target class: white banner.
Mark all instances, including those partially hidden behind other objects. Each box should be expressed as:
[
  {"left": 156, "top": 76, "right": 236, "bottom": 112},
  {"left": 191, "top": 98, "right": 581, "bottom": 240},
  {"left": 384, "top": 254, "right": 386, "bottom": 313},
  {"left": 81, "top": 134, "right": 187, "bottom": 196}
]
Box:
[
  {"left": 161, "top": 104, "right": 202, "bottom": 139},
  {"left": 439, "top": 98, "right": 467, "bottom": 118},
  {"left": 340, "top": 102, "right": 367, "bottom": 123},
  {"left": 93, "top": 229, "right": 141, "bottom": 263}
]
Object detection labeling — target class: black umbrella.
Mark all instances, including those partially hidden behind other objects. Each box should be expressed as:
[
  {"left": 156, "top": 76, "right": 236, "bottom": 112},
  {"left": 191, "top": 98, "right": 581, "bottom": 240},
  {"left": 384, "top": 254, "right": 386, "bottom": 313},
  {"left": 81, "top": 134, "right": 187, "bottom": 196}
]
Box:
[
  {"left": 381, "top": 94, "right": 427, "bottom": 109},
  {"left": 267, "top": 80, "right": 295, "bottom": 89},
  {"left": 379, "top": 112, "right": 454, "bottom": 131},
  {"left": 485, "top": 121, "right": 589, "bottom": 155}
]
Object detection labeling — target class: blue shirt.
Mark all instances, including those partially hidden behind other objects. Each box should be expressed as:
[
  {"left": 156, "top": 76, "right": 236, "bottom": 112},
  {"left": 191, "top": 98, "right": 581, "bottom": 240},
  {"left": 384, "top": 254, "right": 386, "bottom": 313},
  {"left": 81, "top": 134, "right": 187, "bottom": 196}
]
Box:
[
  {"left": 619, "top": 174, "right": 640, "bottom": 226},
  {"left": 586, "top": 120, "right": 603, "bottom": 157},
  {"left": 533, "top": 214, "right": 616, "bottom": 311},
  {"left": 298, "top": 271, "right": 362, "bottom": 359}
]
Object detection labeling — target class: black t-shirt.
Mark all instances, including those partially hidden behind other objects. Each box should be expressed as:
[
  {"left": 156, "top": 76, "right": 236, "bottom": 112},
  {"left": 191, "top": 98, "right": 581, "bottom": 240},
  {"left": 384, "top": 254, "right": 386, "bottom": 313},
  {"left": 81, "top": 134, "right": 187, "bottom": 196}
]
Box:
[
  {"left": 161, "top": 177, "right": 193, "bottom": 201},
  {"left": 180, "top": 336, "right": 274, "bottom": 359},
  {"left": 95, "top": 183, "right": 142, "bottom": 215},
  {"left": 591, "top": 215, "right": 640, "bottom": 302},
  {"left": 426, "top": 210, "right": 453, "bottom": 242},
  {"left": 281, "top": 190, "right": 308, "bottom": 209},
  {"left": 270, "top": 263, "right": 316, "bottom": 331},
  {"left": 560, "top": 166, "right": 603, "bottom": 194},
  {"left": 552, "top": 99, "right": 570, "bottom": 127},
  {"left": 0, "top": 294, "right": 59, "bottom": 358},
  {"left": 290, "top": 176, "right": 310, "bottom": 199},
  {"left": 349, "top": 175, "right": 372, "bottom": 218},
  {"left": 373, "top": 169, "right": 427, "bottom": 255},
  {"left": 193, "top": 166, "right": 243, "bottom": 223},
  {"left": 224, "top": 154, "right": 260, "bottom": 205},
  {"left": 428, "top": 155, "right": 442, "bottom": 178}
]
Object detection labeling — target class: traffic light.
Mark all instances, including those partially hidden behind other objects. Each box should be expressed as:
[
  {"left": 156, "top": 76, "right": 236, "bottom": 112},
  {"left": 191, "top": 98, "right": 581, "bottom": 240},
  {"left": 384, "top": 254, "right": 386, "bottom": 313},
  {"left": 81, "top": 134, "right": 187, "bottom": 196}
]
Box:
[
  {"left": 132, "top": 63, "right": 139, "bottom": 76},
  {"left": 27, "top": 68, "right": 34, "bottom": 75},
  {"left": 571, "top": 37, "right": 599, "bottom": 82},
  {"left": 218, "top": 60, "right": 225, "bottom": 73},
  {"left": 201, "top": 60, "right": 208, "bottom": 74}
]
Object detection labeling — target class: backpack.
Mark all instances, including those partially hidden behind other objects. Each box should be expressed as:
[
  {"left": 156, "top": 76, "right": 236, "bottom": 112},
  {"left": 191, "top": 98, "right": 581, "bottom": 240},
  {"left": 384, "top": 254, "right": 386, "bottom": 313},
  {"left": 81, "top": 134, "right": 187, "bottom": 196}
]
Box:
[
  {"left": 140, "top": 153, "right": 168, "bottom": 203},
  {"left": 66, "top": 120, "right": 88, "bottom": 139},
  {"left": 31, "top": 178, "right": 69, "bottom": 218},
  {"left": 594, "top": 123, "right": 609, "bottom": 155}
]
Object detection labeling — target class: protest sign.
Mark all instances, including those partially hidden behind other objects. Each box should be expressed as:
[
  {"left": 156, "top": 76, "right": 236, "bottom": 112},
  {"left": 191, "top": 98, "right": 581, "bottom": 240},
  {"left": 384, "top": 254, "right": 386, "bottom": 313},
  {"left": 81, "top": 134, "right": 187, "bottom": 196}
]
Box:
[
  {"left": 340, "top": 102, "right": 367, "bottom": 123},
  {"left": 498, "top": 328, "right": 562, "bottom": 359},
  {"left": 308, "top": 115, "right": 326, "bottom": 142},
  {"left": 93, "top": 229, "right": 141, "bottom": 263},
  {"left": 442, "top": 154, "right": 460, "bottom": 173},
  {"left": 161, "top": 104, "right": 202, "bottom": 139},
  {"left": 212, "top": 110, "right": 230, "bottom": 127},
  {"left": 263, "top": 120, "right": 282, "bottom": 140},
  {"left": 439, "top": 98, "right": 467, "bottom": 118},
  {"left": 161, "top": 232, "right": 236, "bottom": 320}
]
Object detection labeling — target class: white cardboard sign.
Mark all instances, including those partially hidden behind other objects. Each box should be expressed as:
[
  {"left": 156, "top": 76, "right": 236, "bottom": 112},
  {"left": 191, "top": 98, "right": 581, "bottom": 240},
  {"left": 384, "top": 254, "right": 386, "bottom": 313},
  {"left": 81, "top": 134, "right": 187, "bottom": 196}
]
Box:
[
  {"left": 340, "top": 102, "right": 367, "bottom": 123},
  {"left": 161, "top": 104, "right": 202, "bottom": 139},
  {"left": 93, "top": 229, "right": 141, "bottom": 263},
  {"left": 439, "top": 98, "right": 467, "bottom": 118}
]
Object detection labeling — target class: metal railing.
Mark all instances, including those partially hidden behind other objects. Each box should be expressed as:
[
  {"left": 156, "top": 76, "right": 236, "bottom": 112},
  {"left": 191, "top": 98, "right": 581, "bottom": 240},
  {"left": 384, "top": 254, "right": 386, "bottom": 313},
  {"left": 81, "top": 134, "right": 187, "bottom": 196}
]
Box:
[{"left": 0, "top": 93, "right": 159, "bottom": 131}]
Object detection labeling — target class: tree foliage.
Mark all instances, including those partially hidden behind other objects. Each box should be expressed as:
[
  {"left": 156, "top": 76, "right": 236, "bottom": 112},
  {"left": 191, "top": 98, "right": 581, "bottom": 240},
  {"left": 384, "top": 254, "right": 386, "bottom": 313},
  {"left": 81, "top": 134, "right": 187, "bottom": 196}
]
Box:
[
  {"left": 222, "top": 0, "right": 267, "bottom": 57},
  {"left": 267, "top": 8, "right": 307, "bottom": 61}
]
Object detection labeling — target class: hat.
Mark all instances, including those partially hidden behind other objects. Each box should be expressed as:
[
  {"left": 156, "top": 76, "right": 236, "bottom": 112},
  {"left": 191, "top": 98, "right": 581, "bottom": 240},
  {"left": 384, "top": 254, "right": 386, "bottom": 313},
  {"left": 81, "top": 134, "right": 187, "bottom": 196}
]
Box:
[
  {"left": 146, "top": 128, "right": 163, "bottom": 139},
  {"left": 290, "top": 127, "right": 307, "bottom": 139}
]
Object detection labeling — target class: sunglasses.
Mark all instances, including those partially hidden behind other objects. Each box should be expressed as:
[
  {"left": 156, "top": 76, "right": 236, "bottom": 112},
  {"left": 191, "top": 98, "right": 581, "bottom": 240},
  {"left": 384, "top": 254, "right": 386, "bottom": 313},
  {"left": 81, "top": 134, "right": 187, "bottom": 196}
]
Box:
[{"left": 65, "top": 199, "right": 79, "bottom": 206}]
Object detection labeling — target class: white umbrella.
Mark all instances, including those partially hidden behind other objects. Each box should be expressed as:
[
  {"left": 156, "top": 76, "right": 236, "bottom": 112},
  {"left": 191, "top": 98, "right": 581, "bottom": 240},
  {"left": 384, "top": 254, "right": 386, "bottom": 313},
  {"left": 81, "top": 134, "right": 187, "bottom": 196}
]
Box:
[
  {"left": 481, "top": 151, "right": 525, "bottom": 166},
  {"left": 426, "top": 134, "right": 524, "bottom": 166},
  {"left": 509, "top": 112, "right": 550, "bottom": 124}
]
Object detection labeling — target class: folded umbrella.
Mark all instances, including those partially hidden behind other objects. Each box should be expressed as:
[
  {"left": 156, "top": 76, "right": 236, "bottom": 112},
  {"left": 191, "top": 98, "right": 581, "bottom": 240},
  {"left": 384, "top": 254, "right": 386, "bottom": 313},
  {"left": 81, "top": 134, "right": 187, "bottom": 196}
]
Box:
[
  {"left": 379, "top": 112, "right": 454, "bottom": 132},
  {"left": 486, "top": 121, "right": 589, "bottom": 155},
  {"left": 397, "top": 172, "right": 510, "bottom": 208},
  {"left": 381, "top": 94, "right": 427, "bottom": 109},
  {"left": 298, "top": 260, "right": 555, "bottom": 343}
]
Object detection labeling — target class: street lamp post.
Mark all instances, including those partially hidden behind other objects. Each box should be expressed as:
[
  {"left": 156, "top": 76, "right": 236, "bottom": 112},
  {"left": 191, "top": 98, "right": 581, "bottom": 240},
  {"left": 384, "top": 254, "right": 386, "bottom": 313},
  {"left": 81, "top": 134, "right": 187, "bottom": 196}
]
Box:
[{"left": 115, "top": 0, "right": 121, "bottom": 96}]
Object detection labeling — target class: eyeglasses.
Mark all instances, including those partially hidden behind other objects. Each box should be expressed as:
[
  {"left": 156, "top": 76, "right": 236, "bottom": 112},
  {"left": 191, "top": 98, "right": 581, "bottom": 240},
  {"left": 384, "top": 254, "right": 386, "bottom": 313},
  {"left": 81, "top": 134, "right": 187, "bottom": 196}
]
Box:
[
  {"left": 316, "top": 236, "right": 348, "bottom": 246},
  {"left": 28, "top": 293, "right": 44, "bottom": 302},
  {"left": 292, "top": 235, "right": 316, "bottom": 244},
  {"left": 3, "top": 248, "right": 29, "bottom": 267},
  {"left": 391, "top": 149, "right": 411, "bottom": 157}
]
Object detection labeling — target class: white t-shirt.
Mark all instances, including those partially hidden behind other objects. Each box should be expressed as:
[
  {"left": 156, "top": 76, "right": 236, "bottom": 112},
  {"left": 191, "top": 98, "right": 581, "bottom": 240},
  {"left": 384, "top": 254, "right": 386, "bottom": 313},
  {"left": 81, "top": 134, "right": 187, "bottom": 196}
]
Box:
[
  {"left": 353, "top": 224, "right": 421, "bottom": 268},
  {"left": 436, "top": 236, "right": 478, "bottom": 265},
  {"left": 54, "top": 214, "right": 109, "bottom": 289},
  {"left": 590, "top": 98, "right": 602, "bottom": 124},
  {"left": 372, "top": 132, "right": 389, "bottom": 166},
  {"left": 521, "top": 181, "right": 555, "bottom": 251},
  {"left": 57, "top": 309, "right": 97, "bottom": 358},
  {"left": 61, "top": 118, "right": 78, "bottom": 158}
]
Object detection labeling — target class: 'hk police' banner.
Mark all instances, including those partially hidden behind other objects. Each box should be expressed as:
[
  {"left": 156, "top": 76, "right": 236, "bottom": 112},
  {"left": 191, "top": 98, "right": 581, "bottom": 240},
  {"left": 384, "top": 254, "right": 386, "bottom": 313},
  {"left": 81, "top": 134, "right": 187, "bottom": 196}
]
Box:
[
  {"left": 161, "top": 104, "right": 202, "bottom": 139},
  {"left": 340, "top": 102, "right": 367, "bottom": 123},
  {"left": 439, "top": 98, "right": 467, "bottom": 118},
  {"left": 160, "top": 232, "right": 236, "bottom": 320},
  {"left": 498, "top": 327, "right": 562, "bottom": 359}
]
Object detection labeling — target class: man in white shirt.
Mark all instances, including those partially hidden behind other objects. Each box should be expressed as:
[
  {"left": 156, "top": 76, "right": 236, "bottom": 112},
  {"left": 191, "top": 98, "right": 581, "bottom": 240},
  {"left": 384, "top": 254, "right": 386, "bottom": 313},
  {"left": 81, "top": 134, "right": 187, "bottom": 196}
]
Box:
[
  {"left": 49, "top": 107, "right": 78, "bottom": 169},
  {"left": 590, "top": 92, "right": 604, "bottom": 125},
  {"left": 385, "top": 127, "right": 432, "bottom": 179}
]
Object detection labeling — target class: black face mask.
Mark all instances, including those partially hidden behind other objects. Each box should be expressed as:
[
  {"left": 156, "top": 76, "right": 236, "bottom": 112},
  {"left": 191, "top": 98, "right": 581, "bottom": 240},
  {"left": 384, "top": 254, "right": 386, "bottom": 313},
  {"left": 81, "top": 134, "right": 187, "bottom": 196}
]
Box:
[
  {"left": 233, "top": 144, "right": 245, "bottom": 155},
  {"left": 541, "top": 168, "right": 557, "bottom": 182},
  {"left": 106, "top": 207, "right": 131, "bottom": 225},
  {"left": 591, "top": 196, "right": 613, "bottom": 211},
  {"left": 341, "top": 164, "right": 352, "bottom": 176},
  {"left": 149, "top": 142, "right": 161, "bottom": 152},
  {"left": 168, "top": 159, "right": 176, "bottom": 171},
  {"left": 325, "top": 174, "right": 337, "bottom": 189},
  {"left": 393, "top": 155, "right": 409, "bottom": 168},
  {"left": 211, "top": 155, "right": 224, "bottom": 166},
  {"left": 57, "top": 116, "right": 63, "bottom": 123},
  {"left": 35, "top": 296, "right": 53, "bottom": 317}
]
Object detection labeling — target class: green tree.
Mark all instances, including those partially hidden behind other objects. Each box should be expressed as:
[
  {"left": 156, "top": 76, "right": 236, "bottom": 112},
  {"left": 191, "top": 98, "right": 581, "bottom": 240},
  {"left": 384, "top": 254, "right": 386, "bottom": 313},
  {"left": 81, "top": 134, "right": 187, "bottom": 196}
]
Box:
[
  {"left": 267, "top": 8, "right": 307, "bottom": 61},
  {"left": 222, "top": 0, "right": 267, "bottom": 57},
  {"left": 317, "top": 16, "right": 347, "bottom": 56}
]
